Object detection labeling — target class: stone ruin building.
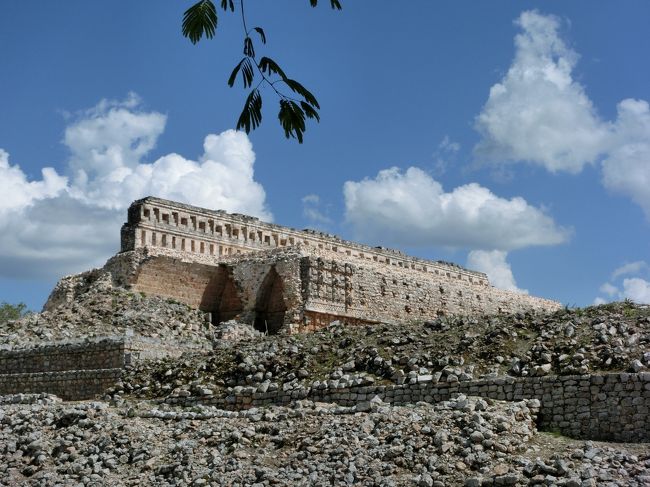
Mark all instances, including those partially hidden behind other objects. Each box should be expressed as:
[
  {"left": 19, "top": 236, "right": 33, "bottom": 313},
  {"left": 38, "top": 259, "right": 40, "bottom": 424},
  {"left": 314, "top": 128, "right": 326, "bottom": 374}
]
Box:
[{"left": 46, "top": 196, "right": 561, "bottom": 334}]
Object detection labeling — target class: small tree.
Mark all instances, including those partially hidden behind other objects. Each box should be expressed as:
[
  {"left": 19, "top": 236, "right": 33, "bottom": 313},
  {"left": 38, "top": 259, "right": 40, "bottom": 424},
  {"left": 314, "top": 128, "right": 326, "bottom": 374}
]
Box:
[{"left": 0, "top": 302, "right": 29, "bottom": 324}]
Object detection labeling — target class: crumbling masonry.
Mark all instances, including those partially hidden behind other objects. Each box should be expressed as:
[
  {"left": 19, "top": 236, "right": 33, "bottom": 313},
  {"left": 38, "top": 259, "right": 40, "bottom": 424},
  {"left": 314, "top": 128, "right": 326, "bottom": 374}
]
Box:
[{"left": 46, "top": 197, "right": 562, "bottom": 333}]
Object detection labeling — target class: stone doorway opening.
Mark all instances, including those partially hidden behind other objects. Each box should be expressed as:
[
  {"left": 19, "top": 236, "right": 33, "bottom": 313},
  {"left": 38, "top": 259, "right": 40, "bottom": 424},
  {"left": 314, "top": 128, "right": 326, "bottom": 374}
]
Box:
[{"left": 254, "top": 266, "right": 287, "bottom": 334}]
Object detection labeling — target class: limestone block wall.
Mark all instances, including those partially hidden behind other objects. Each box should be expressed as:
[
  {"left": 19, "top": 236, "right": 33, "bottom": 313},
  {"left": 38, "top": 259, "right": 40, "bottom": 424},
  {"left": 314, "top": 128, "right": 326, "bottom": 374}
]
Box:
[
  {"left": 169, "top": 372, "right": 650, "bottom": 442},
  {"left": 0, "top": 336, "right": 209, "bottom": 400},
  {"left": 112, "top": 248, "right": 305, "bottom": 331},
  {"left": 299, "top": 255, "right": 562, "bottom": 329},
  {"left": 0, "top": 339, "right": 126, "bottom": 374},
  {"left": 128, "top": 255, "right": 227, "bottom": 311},
  {"left": 0, "top": 369, "right": 122, "bottom": 401}
]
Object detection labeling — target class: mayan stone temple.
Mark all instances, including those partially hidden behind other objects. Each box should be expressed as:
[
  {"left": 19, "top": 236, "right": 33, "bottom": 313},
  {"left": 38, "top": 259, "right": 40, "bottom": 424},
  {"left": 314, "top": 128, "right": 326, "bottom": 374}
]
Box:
[{"left": 46, "top": 196, "right": 562, "bottom": 334}]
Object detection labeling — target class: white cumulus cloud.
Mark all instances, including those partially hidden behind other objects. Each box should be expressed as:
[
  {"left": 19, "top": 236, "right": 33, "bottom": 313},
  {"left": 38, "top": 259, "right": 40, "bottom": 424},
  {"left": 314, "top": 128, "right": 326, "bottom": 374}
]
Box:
[
  {"left": 593, "top": 261, "right": 650, "bottom": 305},
  {"left": 0, "top": 150, "right": 68, "bottom": 215},
  {"left": 302, "top": 194, "right": 332, "bottom": 226},
  {"left": 601, "top": 99, "right": 650, "bottom": 219},
  {"left": 475, "top": 10, "right": 608, "bottom": 173},
  {"left": 474, "top": 11, "right": 650, "bottom": 219},
  {"left": 621, "top": 278, "right": 650, "bottom": 304},
  {"left": 343, "top": 166, "right": 569, "bottom": 250},
  {"left": 65, "top": 93, "right": 167, "bottom": 181},
  {"left": 0, "top": 95, "right": 270, "bottom": 281},
  {"left": 611, "top": 260, "right": 648, "bottom": 280},
  {"left": 467, "top": 250, "right": 528, "bottom": 294}
]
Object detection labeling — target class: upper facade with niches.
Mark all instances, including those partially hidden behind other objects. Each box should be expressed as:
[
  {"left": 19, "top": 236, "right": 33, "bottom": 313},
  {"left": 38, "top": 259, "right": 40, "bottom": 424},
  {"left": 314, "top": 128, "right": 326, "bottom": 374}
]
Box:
[{"left": 120, "top": 196, "right": 491, "bottom": 288}]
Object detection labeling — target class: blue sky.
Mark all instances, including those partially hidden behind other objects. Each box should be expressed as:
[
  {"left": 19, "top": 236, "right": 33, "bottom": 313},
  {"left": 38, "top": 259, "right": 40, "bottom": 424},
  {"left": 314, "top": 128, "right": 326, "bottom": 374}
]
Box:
[{"left": 1, "top": 1, "right": 649, "bottom": 310}]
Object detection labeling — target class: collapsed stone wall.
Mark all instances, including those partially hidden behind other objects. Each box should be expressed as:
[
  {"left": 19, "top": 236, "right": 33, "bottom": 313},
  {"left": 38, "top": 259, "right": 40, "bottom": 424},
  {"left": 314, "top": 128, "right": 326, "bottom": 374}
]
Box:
[
  {"left": 228, "top": 254, "right": 303, "bottom": 331},
  {"left": 108, "top": 248, "right": 304, "bottom": 331},
  {"left": 43, "top": 268, "right": 112, "bottom": 312},
  {"left": 167, "top": 372, "right": 650, "bottom": 443}
]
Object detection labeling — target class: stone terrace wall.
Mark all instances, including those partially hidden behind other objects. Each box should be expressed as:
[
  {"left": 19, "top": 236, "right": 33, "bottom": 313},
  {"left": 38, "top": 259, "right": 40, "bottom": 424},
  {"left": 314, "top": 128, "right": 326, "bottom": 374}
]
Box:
[
  {"left": 0, "top": 369, "right": 122, "bottom": 401},
  {"left": 168, "top": 372, "right": 650, "bottom": 442},
  {"left": 0, "top": 337, "right": 208, "bottom": 375},
  {"left": 0, "top": 336, "right": 209, "bottom": 400},
  {"left": 0, "top": 339, "right": 125, "bottom": 374}
]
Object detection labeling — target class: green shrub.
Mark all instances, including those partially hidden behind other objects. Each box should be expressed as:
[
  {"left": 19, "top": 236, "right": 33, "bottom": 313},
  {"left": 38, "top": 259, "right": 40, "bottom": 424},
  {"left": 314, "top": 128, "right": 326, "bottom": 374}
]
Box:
[{"left": 0, "top": 302, "right": 29, "bottom": 324}]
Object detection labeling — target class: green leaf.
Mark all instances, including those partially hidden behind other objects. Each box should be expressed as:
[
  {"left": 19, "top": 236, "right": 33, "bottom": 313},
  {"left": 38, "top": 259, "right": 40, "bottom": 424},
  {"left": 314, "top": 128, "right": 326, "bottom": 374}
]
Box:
[
  {"left": 283, "top": 78, "right": 320, "bottom": 109},
  {"left": 243, "top": 36, "right": 255, "bottom": 57},
  {"left": 278, "top": 99, "right": 307, "bottom": 143},
  {"left": 240, "top": 58, "right": 255, "bottom": 88},
  {"left": 300, "top": 101, "right": 320, "bottom": 122},
  {"left": 253, "top": 27, "right": 266, "bottom": 44},
  {"left": 258, "top": 57, "right": 287, "bottom": 80},
  {"left": 220, "top": 0, "right": 235, "bottom": 11},
  {"left": 237, "top": 89, "right": 263, "bottom": 133},
  {"left": 182, "top": 0, "right": 218, "bottom": 44},
  {"left": 228, "top": 58, "right": 246, "bottom": 87}
]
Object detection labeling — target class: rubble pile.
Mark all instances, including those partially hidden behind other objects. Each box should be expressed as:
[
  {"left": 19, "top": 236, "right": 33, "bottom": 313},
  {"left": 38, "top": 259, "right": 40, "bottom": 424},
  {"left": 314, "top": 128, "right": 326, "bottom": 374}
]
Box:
[
  {"left": 1, "top": 394, "right": 648, "bottom": 486},
  {"left": 115, "top": 302, "right": 650, "bottom": 402},
  {"left": 1, "top": 286, "right": 649, "bottom": 485},
  {"left": 0, "top": 280, "right": 211, "bottom": 349}
]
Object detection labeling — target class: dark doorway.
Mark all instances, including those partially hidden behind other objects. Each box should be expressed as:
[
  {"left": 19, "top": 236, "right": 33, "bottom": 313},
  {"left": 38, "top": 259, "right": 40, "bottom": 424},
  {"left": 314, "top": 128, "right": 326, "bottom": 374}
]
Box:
[
  {"left": 254, "top": 267, "right": 287, "bottom": 334},
  {"left": 203, "top": 265, "right": 243, "bottom": 324}
]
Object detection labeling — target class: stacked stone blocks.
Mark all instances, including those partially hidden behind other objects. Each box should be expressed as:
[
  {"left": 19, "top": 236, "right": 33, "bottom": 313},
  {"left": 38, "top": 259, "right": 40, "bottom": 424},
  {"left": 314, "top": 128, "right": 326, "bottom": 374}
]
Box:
[
  {"left": 165, "top": 372, "right": 650, "bottom": 443},
  {"left": 0, "top": 337, "right": 209, "bottom": 400}
]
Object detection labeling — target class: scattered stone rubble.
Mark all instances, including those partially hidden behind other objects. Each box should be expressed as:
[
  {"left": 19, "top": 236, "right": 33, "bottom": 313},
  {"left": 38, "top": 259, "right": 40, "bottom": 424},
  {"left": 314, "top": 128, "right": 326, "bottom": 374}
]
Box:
[
  {"left": 114, "top": 302, "right": 650, "bottom": 402},
  {"left": 213, "top": 321, "right": 263, "bottom": 343},
  {"left": 1, "top": 298, "right": 649, "bottom": 485},
  {"left": 0, "top": 276, "right": 211, "bottom": 349},
  {"left": 1, "top": 394, "right": 648, "bottom": 486}
]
